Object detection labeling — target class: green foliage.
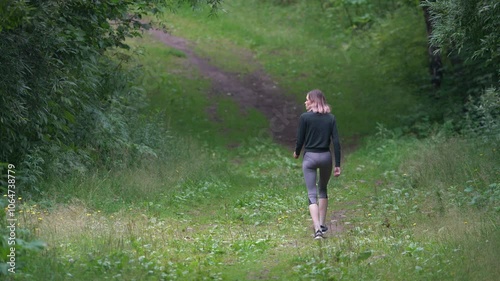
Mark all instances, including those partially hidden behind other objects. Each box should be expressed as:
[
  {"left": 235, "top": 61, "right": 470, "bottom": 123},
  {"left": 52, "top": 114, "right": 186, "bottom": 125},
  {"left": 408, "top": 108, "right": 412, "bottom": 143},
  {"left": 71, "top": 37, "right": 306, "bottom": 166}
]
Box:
[
  {"left": 422, "top": 0, "right": 499, "bottom": 125},
  {"left": 0, "top": 0, "right": 222, "bottom": 191},
  {"left": 257, "top": 0, "right": 298, "bottom": 6},
  {"left": 320, "top": 0, "right": 421, "bottom": 31},
  {"left": 0, "top": 0, "right": 144, "bottom": 185},
  {"left": 0, "top": 196, "right": 46, "bottom": 276},
  {"left": 0, "top": 0, "right": 30, "bottom": 32},
  {"left": 425, "top": 0, "right": 499, "bottom": 69},
  {"left": 463, "top": 87, "right": 500, "bottom": 143}
]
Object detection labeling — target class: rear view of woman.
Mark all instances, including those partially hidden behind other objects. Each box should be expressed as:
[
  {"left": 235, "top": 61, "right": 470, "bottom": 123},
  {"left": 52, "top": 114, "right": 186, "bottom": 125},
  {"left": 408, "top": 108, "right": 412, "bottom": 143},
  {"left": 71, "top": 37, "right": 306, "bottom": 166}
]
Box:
[{"left": 293, "top": 89, "right": 341, "bottom": 239}]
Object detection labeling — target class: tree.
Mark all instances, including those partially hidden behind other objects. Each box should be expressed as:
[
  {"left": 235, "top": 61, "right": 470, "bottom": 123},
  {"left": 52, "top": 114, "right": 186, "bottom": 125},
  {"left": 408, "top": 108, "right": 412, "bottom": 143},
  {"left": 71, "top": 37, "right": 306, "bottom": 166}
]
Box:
[
  {"left": 0, "top": 0, "right": 221, "bottom": 188},
  {"left": 421, "top": 0, "right": 443, "bottom": 89},
  {"left": 422, "top": 0, "right": 499, "bottom": 95},
  {"left": 421, "top": 0, "right": 499, "bottom": 139}
]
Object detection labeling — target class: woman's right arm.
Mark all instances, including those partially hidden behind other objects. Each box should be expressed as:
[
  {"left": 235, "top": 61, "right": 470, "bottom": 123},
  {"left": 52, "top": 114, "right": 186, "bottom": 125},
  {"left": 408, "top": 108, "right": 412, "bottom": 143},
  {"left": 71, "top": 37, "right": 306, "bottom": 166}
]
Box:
[{"left": 294, "top": 115, "right": 306, "bottom": 157}]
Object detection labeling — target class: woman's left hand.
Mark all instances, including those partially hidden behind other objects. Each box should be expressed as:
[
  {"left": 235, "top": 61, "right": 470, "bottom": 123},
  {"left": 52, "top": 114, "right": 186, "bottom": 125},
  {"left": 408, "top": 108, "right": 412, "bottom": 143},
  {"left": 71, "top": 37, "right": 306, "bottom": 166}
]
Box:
[{"left": 334, "top": 167, "right": 341, "bottom": 177}]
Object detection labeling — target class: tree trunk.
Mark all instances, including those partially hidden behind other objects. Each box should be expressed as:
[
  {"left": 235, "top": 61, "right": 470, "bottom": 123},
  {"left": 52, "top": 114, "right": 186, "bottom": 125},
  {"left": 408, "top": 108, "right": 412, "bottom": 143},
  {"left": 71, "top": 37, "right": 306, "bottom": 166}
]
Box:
[{"left": 422, "top": 1, "right": 443, "bottom": 89}]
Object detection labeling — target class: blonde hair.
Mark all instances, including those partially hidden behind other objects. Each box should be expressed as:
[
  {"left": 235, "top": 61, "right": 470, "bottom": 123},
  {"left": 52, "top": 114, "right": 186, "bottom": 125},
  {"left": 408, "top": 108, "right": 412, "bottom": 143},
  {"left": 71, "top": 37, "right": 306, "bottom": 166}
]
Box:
[{"left": 306, "top": 89, "right": 331, "bottom": 114}]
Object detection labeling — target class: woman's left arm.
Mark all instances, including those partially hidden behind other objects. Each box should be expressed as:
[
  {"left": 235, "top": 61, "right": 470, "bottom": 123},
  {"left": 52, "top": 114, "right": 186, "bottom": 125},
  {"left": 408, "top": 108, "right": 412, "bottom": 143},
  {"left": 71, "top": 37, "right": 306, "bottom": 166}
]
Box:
[{"left": 331, "top": 116, "right": 341, "bottom": 167}]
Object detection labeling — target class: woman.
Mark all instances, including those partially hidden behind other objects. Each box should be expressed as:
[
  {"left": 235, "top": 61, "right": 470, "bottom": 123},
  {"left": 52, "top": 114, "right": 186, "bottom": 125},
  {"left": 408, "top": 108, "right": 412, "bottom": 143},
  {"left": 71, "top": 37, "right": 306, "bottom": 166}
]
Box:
[{"left": 294, "top": 89, "right": 341, "bottom": 239}]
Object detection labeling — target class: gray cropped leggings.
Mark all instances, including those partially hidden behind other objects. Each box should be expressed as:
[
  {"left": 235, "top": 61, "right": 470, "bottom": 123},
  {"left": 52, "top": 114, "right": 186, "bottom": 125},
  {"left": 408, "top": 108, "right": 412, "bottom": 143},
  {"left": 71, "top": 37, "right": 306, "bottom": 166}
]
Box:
[{"left": 302, "top": 151, "right": 333, "bottom": 205}]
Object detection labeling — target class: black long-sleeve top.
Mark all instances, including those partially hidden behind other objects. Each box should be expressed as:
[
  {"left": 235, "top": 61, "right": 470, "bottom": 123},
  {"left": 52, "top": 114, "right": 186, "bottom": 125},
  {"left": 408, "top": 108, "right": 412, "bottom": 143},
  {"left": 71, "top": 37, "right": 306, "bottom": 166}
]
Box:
[{"left": 294, "top": 111, "right": 341, "bottom": 167}]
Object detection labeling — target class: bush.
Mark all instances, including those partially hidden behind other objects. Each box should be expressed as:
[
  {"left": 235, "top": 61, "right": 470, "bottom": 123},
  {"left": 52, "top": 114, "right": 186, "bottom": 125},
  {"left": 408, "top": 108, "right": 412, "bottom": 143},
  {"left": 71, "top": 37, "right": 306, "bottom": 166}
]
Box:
[{"left": 463, "top": 87, "right": 500, "bottom": 143}]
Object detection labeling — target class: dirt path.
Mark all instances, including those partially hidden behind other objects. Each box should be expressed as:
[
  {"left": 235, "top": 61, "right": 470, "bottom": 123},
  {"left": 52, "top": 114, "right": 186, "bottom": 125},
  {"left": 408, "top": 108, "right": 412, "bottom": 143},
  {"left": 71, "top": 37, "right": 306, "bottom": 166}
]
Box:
[{"left": 148, "top": 29, "right": 304, "bottom": 149}]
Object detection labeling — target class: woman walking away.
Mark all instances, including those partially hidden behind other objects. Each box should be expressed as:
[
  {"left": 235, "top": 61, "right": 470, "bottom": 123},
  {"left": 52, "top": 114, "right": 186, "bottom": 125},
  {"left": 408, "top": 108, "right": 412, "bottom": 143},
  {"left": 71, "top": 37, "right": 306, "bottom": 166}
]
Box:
[{"left": 293, "top": 89, "right": 341, "bottom": 240}]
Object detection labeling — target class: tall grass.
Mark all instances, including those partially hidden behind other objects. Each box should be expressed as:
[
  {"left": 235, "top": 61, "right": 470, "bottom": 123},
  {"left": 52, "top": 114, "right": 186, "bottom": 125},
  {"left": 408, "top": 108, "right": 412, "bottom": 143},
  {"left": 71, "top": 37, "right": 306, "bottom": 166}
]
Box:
[
  {"left": 9, "top": 132, "right": 498, "bottom": 280},
  {"left": 402, "top": 137, "right": 499, "bottom": 213}
]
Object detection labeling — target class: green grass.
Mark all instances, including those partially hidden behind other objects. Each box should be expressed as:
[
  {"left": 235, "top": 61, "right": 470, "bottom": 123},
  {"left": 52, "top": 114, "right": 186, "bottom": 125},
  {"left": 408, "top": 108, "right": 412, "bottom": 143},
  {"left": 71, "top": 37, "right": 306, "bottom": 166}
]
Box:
[
  {"left": 127, "top": 33, "right": 269, "bottom": 147},
  {"left": 156, "top": 0, "right": 428, "bottom": 137},
  {"left": 8, "top": 136, "right": 498, "bottom": 280}
]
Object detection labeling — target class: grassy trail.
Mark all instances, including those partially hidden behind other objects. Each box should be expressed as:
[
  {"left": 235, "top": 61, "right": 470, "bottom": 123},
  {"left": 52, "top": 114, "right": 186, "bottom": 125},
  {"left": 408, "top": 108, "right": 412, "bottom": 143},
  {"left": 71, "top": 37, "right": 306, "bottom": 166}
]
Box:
[{"left": 17, "top": 135, "right": 499, "bottom": 280}]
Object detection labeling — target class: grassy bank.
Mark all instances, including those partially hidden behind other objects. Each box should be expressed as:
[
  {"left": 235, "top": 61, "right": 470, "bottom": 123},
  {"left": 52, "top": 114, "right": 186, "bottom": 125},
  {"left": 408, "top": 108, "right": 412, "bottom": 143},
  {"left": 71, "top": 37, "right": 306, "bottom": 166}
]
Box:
[
  {"left": 129, "top": 33, "right": 269, "bottom": 147},
  {"left": 156, "top": 0, "right": 429, "bottom": 137}
]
